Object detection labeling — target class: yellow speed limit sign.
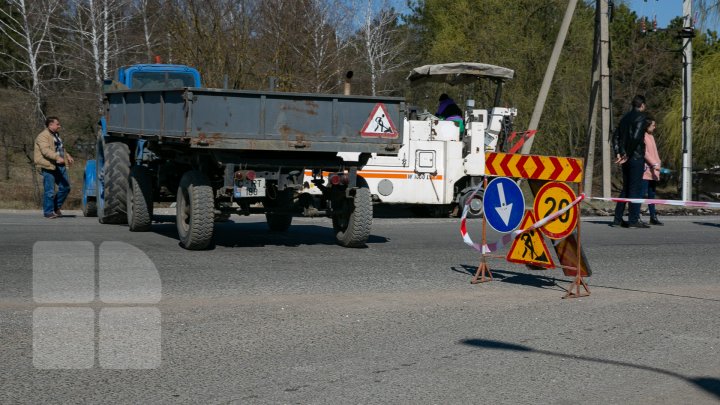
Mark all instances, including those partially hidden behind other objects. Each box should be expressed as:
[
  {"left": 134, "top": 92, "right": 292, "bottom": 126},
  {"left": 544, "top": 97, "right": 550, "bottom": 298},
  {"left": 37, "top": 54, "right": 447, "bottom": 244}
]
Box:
[{"left": 533, "top": 182, "right": 578, "bottom": 239}]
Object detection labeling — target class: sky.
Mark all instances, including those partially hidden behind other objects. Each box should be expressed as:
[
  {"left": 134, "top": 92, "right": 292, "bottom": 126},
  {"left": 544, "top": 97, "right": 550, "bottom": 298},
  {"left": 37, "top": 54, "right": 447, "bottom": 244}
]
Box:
[
  {"left": 623, "top": 0, "right": 719, "bottom": 30},
  {"left": 392, "top": 1, "right": 717, "bottom": 31},
  {"left": 625, "top": 0, "right": 685, "bottom": 28}
]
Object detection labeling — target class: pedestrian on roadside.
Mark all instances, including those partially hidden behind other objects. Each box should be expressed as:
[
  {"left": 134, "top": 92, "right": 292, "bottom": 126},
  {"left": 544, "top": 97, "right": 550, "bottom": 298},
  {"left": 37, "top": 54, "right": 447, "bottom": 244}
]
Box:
[
  {"left": 642, "top": 117, "right": 663, "bottom": 225},
  {"left": 34, "top": 116, "right": 74, "bottom": 219},
  {"left": 611, "top": 95, "right": 648, "bottom": 228}
]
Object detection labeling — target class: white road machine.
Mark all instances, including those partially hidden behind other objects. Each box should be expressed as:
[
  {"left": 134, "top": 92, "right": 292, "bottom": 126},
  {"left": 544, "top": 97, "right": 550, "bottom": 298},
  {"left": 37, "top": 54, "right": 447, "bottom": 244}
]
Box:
[{"left": 305, "top": 62, "right": 518, "bottom": 217}]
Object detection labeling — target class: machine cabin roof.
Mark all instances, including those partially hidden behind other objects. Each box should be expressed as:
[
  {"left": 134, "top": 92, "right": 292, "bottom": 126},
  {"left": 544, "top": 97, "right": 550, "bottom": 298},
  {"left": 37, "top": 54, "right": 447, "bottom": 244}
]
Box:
[{"left": 407, "top": 62, "right": 515, "bottom": 86}]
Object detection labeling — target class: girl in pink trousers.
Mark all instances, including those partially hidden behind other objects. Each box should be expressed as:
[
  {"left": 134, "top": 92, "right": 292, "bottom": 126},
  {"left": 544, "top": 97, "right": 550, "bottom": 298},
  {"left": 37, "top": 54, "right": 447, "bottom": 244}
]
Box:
[{"left": 642, "top": 118, "right": 663, "bottom": 225}]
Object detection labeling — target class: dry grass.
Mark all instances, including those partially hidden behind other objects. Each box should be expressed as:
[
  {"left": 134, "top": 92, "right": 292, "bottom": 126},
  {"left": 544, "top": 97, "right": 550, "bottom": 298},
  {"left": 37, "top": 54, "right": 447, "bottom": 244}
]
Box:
[{"left": 0, "top": 161, "right": 85, "bottom": 210}]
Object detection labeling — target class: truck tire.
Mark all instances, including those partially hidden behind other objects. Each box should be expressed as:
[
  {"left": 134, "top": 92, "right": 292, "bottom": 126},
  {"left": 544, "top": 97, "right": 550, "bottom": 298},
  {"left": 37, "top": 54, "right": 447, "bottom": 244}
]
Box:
[
  {"left": 265, "top": 190, "right": 293, "bottom": 231},
  {"left": 82, "top": 161, "right": 97, "bottom": 217},
  {"left": 459, "top": 188, "right": 484, "bottom": 219},
  {"left": 332, "top": 179, "right": 372, "bottom": 248},
  {"left": 176, "top": 170, "right": 214, "bottom": 250},
  {"left": 83, "top": 198, "right": 97, "bottom": 217},
  {"left": 128, "top": 166, "right": 153, "bottom": 232},
  {"left": 82, "top": 172, "right": 97, "bottom": 217},
  {"left": 98, "top": 141, "right": 130, "bottom": 224}
]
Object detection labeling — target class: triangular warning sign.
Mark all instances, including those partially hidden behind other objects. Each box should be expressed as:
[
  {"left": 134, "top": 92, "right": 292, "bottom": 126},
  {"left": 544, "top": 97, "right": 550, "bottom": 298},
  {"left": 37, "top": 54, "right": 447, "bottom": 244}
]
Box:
[
  {"left": 506, "top": 211, "right": 556, "bottom": 269},
  {"left": 360, "top": 103, "right": 399, "bottom": 138}
]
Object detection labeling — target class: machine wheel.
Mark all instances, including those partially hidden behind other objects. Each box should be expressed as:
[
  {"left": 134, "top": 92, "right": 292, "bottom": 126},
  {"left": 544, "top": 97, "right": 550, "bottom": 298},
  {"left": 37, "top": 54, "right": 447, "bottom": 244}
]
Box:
[
  {"left": 98, "top": 141, "right": 130, "bottom": 224},
  {"left": 176, "top": 170, "right": 214, "bottom": 250},
  {"left": 265, "top": 189, "right": 293, "bottom": 231},
  {"left": 332, "top": 178, "right": 372, "bottom": 248},
  {"left": 128, "top": 166, "right": 153, "bottom": 232},
  {"left": 459, "top": 188, "right": 484, "bottom": 218}
]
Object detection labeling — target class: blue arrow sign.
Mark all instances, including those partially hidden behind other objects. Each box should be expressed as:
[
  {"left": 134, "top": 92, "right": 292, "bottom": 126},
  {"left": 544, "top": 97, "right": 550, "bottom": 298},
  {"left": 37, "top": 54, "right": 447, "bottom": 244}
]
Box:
[{"left": 483, "top": 177, "right": 525, "bottom": 233}]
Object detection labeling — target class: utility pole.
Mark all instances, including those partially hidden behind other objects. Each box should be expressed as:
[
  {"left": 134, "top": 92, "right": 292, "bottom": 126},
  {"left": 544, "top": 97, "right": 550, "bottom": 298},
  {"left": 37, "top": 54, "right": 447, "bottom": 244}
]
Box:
[
  {"left": 583, "top": 1, "right": 601, "bottom": 196},
  {"left": 521, "top": 0, "right": 578, "bottom": 154},
  {"left": 600, "top": 0, "right": 611, "bottom": 197},
  {"left": 681, "top": 0, "right": 693, "bottom": 201}
]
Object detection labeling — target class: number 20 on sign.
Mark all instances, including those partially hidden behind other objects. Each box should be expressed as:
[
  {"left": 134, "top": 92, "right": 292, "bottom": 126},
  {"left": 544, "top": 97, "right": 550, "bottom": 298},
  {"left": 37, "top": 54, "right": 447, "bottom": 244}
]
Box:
[{"left": 533, "top": 182, "right": 578, "bottom": 240}]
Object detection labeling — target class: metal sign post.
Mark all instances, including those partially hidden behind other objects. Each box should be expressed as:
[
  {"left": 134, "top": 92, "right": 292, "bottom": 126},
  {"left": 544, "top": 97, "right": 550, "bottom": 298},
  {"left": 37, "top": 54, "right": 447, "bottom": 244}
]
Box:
[{"left": 472, "top": 176, "right": 493, "bottom": 284}]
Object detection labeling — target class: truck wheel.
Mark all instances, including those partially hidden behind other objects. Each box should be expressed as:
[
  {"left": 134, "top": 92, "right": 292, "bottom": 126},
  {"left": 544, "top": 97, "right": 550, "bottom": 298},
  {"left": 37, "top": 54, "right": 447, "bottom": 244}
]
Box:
[
  {"left": 83, "top": 198, "right": 97, "bottom": 217},
  {"left": 128, "top": 166, "right": 153, "bottom": 232},
  {"left": 176, "top": 170, "right": 214, "bottom": 250},
  {"left": 459, "top": 188, "right": 484, "bottom": 218},
  {"left": 265, "top": 190, "right": 293, "bottom": 231},
  {"left": 332, "top": 180, "right": 372, "bottom": 248},
  {"left": 82, "top": 173, "right": 97, "bottom": 217},
  {"left": 82, "top": 161, "right": 97, "bottom": 217},
  {"left": 98, "top": 141, "right": 130, "bottom": 224}
]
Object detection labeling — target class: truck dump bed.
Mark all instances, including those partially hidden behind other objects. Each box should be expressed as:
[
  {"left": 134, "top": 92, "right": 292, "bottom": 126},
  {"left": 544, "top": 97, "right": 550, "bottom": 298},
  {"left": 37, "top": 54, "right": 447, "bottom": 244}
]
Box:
[{"left": 104, "top": 88, "right": 404, "bottom": 154}]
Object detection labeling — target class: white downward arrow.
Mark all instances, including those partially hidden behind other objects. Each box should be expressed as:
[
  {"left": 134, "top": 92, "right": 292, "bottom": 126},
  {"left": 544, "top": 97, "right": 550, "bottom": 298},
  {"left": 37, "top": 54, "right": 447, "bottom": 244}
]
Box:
[{"left": 494, "top": 182, "right": 513, "bottom": 226}]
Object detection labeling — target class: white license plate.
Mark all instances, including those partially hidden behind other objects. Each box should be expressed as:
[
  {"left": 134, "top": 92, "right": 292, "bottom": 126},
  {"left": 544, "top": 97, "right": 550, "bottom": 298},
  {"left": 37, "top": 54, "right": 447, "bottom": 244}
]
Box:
[{"left": 236, "top": 178, "right": 266, "bottom": 197}]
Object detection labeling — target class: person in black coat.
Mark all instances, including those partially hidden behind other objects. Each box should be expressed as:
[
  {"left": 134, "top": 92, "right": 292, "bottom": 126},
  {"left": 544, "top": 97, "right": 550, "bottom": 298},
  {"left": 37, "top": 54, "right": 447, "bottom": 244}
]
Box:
[{"left": 611, "top": 95, "right": 649, "bottom": 228}]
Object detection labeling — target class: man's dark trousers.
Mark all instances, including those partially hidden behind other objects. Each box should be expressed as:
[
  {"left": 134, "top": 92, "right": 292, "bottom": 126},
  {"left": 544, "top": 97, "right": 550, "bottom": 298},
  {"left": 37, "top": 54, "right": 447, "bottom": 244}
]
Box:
[{"left": 623, "top": 156, "right": 645, "bottom": 224}]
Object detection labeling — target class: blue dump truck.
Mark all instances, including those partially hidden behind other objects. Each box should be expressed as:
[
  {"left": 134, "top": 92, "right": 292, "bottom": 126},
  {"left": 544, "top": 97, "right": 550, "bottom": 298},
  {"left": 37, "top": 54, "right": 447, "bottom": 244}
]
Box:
[{"left": 82, "top": 63, "right": 402, "bottom": 249}]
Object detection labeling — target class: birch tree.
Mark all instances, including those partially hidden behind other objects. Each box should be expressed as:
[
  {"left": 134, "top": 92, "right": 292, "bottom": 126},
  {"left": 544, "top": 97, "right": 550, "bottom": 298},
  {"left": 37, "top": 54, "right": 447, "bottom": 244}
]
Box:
[
  {"left": 0, "top": 0, "right": 62, "bottom": 124},
  {"left": 294, "top": 0, "right": 353, "bottom": 92},
  {"left": 257, "top": 0, "right": 314, "bottom": 91},
  {"left": 357, "top": 0, "right": 408, "bottom": 96},
  {"left": 166, "top": 0, "right": 259, "bottom": 89},
  {"left": 134, "top": 0, "right": 155, "bottom": 61},
  {"left": 127, "top": 0, "right": 168, "bottom": 62},
  {"left": 61, "top": 0, "right": 133, "bottom": 111}
]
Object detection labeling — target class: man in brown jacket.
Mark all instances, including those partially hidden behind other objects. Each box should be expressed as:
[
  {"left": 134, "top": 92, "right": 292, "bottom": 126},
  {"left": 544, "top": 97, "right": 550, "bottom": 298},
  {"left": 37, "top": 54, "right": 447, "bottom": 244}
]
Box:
[{"left": 34, "top": 116, "right": 74, "bottom": 218}]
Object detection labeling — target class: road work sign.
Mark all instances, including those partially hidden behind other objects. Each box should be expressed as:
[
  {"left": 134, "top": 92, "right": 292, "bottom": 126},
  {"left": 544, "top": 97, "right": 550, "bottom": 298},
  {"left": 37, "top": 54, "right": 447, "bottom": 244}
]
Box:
[
  {"left": 483, "top": 177, "right": 524, "bottom": 233},
  {"left": 506, "top": 211, "right": 555, "bottom": 269},
  {"left": 485, "top": 152, "right": 583, "bottom": 183},
  {"left": 360, "top": 103, "right": 399, "bottom": 138}
]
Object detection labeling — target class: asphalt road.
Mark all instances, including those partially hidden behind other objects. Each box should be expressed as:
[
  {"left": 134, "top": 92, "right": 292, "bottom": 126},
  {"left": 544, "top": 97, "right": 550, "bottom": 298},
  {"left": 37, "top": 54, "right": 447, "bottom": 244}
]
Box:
[{"left": 1, "top": 210, "right": 719, "bottom": 404}]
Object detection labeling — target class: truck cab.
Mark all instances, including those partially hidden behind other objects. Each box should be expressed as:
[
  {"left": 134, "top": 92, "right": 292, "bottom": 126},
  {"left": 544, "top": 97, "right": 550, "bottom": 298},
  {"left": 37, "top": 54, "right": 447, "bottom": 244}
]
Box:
[
  {"left": 84, "top": 64, "right": 202, "bottom": 217},
  {"left": 105, "top": 64, "right": 202, "bottom": 90}
]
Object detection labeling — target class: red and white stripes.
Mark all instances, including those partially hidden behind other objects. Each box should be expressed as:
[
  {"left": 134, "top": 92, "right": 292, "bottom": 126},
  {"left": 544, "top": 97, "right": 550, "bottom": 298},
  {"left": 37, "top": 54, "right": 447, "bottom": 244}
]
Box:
[
  {"left": 460, "top": 190, "right": 585, "bottom": 253},
  {"left": 591, "top": 197, "right": 720, "bottom": 209}
]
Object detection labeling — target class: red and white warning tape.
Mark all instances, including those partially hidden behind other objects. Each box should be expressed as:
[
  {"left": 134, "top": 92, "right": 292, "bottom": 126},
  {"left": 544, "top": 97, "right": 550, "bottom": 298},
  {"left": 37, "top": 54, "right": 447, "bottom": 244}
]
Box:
[
  {"left": 591, "top": 197, "right": 720, "bottom": 209},
  {"left": 461, "top": 190, "right": 719, "bottom": 254},
  {"left": 460, "top": 191, "right": 586, "bottom": 253}
]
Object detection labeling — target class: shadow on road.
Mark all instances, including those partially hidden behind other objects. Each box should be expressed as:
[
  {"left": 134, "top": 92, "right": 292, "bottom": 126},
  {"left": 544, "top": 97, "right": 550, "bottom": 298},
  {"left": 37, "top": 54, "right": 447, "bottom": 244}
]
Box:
[
  {"left": 451, "top": 264, "right": 566, "bottom": 291},
  {"left": 150, "top": 215, "right": 389, "bottom": 248},
  {"left": 451, "top": 263, "right": 720, "bottom": 302},
  {"left": 460, "top": 338, "right": 720, "bottom": 400},
  {"left": 372, "top": 204, "right": 457, "bottom": 219},
  {"left": 585, "top": 283, "right": 720, "bottom": 303},
  {"left": 693, "top": 221, "right": 720, "bottom": 228},
  {"left": 584, "top": 219, "right": 619, "bottom": 227}
]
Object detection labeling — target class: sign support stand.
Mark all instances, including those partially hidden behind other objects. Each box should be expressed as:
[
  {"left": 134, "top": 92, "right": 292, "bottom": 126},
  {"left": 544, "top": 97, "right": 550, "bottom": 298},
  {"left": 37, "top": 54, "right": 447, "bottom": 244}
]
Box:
[
  {"left": 563, "top": 181, "right": 590, "bottom": 298},
  {"left": 468, "top": 152, "right": 592, "bottom": 299},
  {"left": 472, "top": 176, "right": 493, "bottom": 284}
]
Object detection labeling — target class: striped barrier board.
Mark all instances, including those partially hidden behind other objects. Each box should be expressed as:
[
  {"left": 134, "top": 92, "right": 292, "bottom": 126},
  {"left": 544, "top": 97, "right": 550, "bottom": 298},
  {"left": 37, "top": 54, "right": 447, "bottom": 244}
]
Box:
[{"left": 485, "top": 152, "right": 584, "bottom": 183}]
